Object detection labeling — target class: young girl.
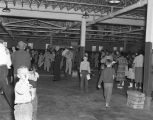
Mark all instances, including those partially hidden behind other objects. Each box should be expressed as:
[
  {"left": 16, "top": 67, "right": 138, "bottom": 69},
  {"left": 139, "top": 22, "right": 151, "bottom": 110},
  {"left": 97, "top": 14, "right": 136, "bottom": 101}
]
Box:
[{"left": 98, "top": 59, "right": 115, "bottom": 107}]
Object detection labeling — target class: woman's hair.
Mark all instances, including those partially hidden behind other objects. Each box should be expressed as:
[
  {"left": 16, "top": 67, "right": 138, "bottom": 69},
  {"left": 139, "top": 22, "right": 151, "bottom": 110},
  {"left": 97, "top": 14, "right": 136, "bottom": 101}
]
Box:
[{"left": 120, "top": 52, "right": 125, "bottom": 57}]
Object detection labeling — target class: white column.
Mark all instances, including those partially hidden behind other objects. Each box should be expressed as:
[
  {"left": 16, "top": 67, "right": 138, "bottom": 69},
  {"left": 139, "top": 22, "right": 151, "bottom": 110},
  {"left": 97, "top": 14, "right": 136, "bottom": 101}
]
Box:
[
  {"left": 80, "top": 18, "right": 86, "bottom": 47},
  {"left": 143, "top": 0, "right": 153, "bottom": 110},
  {"left": 123, "top": 39, "right": 127, "bottom": 51},
  {"left": 146, "top": 0, "right": 153, "bottom": 44}
]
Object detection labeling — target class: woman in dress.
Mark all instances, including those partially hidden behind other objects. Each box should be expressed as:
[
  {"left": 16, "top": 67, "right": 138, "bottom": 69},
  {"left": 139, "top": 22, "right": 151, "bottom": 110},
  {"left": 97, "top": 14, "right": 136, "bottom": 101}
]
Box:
[{"left": 116, "top": 52, "right": 128, "bottom": 89}]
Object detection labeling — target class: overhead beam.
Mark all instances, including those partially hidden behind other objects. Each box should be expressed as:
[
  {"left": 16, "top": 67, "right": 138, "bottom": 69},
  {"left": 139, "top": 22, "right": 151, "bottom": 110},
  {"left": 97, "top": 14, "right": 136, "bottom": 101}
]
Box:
[
  {"left": 0, "top": 21, "right": 14, "bottom": 40},
  {"left": 3, "top": 19, "right": 36, "bottom": 25},
  {"left": 39, "top": 0, "right": 123, "bottom": 9},
  {"left": 87, "top": 0, "right": 147, "bottom": 26},
  {"left": 3, "top": 24, "right": 65, "bottom": 30},
  {"left": 38, "top": 20, "right": 64, "bottom": 28},
  {"left": 108, "top": 28, "right": 144, "bottom": 35}
]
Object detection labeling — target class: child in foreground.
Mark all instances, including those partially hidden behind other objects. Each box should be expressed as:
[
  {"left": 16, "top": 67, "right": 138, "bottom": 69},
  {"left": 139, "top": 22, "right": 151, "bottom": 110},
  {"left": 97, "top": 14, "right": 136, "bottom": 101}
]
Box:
[
  {"left": 80, "top": 55, "right": 91, "bottom": 92},
  {"left": 98, "top": 59, "right": 115, "bottom": 107},
  {"left": 14, "top": 66, "right": 33, "bottom": 120}
]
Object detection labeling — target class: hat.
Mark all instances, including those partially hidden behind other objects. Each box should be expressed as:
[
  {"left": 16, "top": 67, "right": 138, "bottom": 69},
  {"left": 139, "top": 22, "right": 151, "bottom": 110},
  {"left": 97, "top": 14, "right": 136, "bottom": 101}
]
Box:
[{"left": 17, "top": 41, "right": 27, "bottom": 49}]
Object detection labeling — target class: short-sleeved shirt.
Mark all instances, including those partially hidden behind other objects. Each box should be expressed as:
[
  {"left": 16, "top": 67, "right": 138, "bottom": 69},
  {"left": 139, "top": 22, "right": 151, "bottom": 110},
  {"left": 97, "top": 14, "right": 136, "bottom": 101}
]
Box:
[
  {"left": 0, "top": 44, "right": 12, "bottom": 68},
  {"left": 100, "top": 67, "right": 115, "bottom": 83},
  {"left": 15, "top": 80, "right": 32, "bottom": 104},
  {"left": 80, "top": 61, "right": 90, "bottom": 73},
  {"left": 133, "top": 54, "right": 143, "bottom": 67},
  {"left": 12, "top": 50, "right": 31, "bottom": 74}
]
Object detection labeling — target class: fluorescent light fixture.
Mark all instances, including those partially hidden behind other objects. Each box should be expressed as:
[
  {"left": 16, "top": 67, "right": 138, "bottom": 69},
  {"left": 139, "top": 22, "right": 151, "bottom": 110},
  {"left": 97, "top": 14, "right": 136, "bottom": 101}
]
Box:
[
  {"left": 2, "top": 4, "right": 10, "bottom": 12},
  {"left": 109, "top": 0, "right": 120, "bottom": 4}
]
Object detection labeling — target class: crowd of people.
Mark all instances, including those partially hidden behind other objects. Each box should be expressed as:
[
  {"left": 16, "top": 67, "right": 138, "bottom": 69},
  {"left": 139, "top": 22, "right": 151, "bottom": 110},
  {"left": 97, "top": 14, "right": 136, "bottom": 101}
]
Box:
[
  {"left": 0, "top": 38, "right": 145, "bottom": 119},
  {"left": 90, "top": 50, "right": 144, "bottom": 90},
  {"left": 0, "top": 39, "right": 80, "bottom": 120}
]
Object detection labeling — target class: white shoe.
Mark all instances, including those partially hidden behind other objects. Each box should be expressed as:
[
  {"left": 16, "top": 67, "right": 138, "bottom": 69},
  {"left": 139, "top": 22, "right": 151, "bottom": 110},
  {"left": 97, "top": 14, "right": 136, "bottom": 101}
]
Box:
[
  {"left": 121, "top": 81, "right": 124, "bottom": 86},
  {"left": 135, "top": 84, "right": 138, "bottom": 89},
  {"left": 128, "top": 83, "right": 133, "bottom": 88},
  {"left": 105, "top": 103, "right": 110, "bottom": 108},
  {"left": 117, "top": 86, "right": 123, "bottom": 89}
]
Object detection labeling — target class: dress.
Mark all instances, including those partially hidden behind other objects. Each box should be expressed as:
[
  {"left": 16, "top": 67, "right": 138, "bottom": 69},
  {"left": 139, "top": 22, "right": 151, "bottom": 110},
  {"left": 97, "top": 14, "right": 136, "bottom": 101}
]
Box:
[
  {"left": 54, "top": 50, "right": 62, "bottom": 81},
  {"left": 44, "top": 51, "right": 51, "bottom": 72},
  {"left": 127, "top": 68, "right": 135, "bottom": 80},
  {"left": 133, "top": 54, "right": 144, "bottom": 83},
  {"left": 116, "top": 56, "right": 128, "bottom": 81}
]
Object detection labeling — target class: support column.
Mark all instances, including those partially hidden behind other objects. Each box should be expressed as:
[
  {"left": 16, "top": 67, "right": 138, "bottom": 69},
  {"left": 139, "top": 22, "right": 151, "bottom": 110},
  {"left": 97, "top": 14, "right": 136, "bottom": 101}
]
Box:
[
  {"left": 123, "top": 39, "right": 127, "bottom": 52},
  {"left": 143, "top": 0, "right": 153, "bottom": 110},
  {"left": 50, "top": 33, "right": 53, "bottom": 45},
  {"left": 80, "top": 17, "right": 86, "bottom": 59}
]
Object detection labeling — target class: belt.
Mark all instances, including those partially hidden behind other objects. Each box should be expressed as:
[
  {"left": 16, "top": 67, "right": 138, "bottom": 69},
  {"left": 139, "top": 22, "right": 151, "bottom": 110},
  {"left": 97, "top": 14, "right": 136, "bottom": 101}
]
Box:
[{"left": 15, "top": 102, "right": 31, "bottom": 105}]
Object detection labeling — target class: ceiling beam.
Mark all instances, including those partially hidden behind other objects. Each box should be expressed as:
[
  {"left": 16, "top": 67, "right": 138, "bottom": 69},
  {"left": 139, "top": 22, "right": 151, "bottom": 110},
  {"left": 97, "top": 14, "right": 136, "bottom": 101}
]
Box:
[
  {"left": 45, "top": 0, "right": 123, "bottom": 9},
  {"left": 3, "top": 24, "right": 65, "bottom": 30},
  {"left": 38, "top": 20, "right": 64, "bottom": 28},
  {"left": 3, "top": 19, "right": 36, "bottom": 25},
  {"left": 102, "top": 27, "right": 144, "bottom": 38},
  {"left": 0, "top": 22, "right": 14, "bottom": 40},
  {"left": 87, "top": 0, "right": 147, "bottom": 26}
]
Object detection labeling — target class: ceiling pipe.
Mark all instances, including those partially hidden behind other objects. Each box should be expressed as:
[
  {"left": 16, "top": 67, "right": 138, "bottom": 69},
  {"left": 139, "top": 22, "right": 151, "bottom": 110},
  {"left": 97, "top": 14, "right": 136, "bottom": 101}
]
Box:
[{"left": 87, "top": 0, "right": 147, "bottom": 26}]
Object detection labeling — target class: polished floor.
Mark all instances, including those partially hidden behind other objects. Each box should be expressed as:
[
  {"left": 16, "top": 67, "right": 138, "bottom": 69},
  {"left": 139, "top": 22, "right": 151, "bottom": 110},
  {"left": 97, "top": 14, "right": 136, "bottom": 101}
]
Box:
[{"left": 0, "top": 71, "right": 153, "bottom": 120}]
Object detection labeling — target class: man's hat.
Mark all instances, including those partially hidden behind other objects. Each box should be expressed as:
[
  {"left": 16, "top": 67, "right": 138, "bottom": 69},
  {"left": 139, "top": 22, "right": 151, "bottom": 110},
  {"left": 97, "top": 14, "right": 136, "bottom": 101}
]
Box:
[{"left": 17, "top": 41, "right": 27, "bottom": 49}]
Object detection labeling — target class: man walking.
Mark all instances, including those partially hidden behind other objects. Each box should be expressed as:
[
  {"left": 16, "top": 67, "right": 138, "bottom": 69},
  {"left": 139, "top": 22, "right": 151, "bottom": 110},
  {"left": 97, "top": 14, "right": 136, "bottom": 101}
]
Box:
[
  {"left": 12, "top": 41, "right": 31, "bottom": 86},
  {"left": 0, "top": 39, "right": 14, "bottom": 110}
]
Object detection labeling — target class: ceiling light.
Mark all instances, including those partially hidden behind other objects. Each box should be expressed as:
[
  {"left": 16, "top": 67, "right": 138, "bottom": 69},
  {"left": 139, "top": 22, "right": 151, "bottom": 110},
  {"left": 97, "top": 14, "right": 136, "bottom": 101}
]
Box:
[
  {"left": 82, "top": 12, "right": 89, "bottom": 19},
  {"left": 108, "top": 0, "right": 121, "bottom": 4},
  {"left": 2, "top": 3, "right": 10, "bottom": 12}
]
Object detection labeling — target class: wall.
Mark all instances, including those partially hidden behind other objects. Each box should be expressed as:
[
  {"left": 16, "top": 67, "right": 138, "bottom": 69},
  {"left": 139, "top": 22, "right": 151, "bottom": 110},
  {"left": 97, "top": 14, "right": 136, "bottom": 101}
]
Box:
[
  {"left": 1, "top": 36, "right": 144, "bottom": 53},
  {"left": 1, "top": 36, "right": 50, "bottom": 49},
  {"left": 85, "top": 41, "right": 144, "bottom": 53}
]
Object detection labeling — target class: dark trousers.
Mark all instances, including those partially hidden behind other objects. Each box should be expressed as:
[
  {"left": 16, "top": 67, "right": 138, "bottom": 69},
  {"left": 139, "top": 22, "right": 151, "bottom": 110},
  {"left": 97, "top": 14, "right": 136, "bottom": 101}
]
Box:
[
  {"left": 80, "top": 70, "right": 88, "bottom": 92},
  {"left": 0, "top": 65, "right": 14, "bottom": 109},
  {"left": 54, "top": 63, "right": 61, "bottom": 81}
]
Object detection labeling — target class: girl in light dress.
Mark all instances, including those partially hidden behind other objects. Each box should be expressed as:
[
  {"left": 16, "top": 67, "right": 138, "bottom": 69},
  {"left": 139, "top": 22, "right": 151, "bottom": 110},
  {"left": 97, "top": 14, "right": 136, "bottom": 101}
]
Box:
[
  {"left": 44, "top": 50, "right": 51, "bottom": 72},
  {"left": 127, "top": 67, "right": 135, "bottom": 88}
]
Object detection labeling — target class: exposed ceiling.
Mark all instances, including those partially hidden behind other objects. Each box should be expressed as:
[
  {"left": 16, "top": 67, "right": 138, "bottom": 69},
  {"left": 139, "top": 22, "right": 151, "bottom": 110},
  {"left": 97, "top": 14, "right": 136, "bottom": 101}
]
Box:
[{"left": 0, "top": 0, "right": 147, "bottom": 46}]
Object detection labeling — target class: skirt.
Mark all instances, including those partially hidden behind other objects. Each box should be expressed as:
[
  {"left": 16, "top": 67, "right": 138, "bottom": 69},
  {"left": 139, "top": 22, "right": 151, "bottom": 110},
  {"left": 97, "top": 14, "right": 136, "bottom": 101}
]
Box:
[{"left": 135, "top": 67, "right": 143, "bottom": 83}]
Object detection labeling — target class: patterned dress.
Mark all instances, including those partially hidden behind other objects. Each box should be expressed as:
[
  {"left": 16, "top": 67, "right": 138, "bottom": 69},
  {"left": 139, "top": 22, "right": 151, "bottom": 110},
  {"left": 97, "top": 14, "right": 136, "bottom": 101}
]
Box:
[{"left": 116, "top": 56, "right": 128, "bottom": 81}]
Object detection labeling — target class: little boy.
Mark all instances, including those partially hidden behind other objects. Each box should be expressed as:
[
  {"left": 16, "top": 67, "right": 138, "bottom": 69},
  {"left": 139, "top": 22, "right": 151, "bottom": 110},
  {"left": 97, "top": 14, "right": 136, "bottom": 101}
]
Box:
[
  {"left": 80, "top": 55, "right": 91, "bottom": 92},
  {"left": 98, "top": 59, "right": 115, "bottom": 107},
  {"left": 29, "top": 66, "right": 39, "bottom": 120},
  {"left": 14, "top": 66, "right": 33, "bottom": 120}
]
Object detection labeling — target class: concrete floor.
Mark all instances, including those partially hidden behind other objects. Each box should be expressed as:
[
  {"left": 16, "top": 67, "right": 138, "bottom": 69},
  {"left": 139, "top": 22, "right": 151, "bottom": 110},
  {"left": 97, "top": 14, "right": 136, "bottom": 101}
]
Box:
[{"left": 0, "top": 71, "right": 153, "bottom": 120}]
